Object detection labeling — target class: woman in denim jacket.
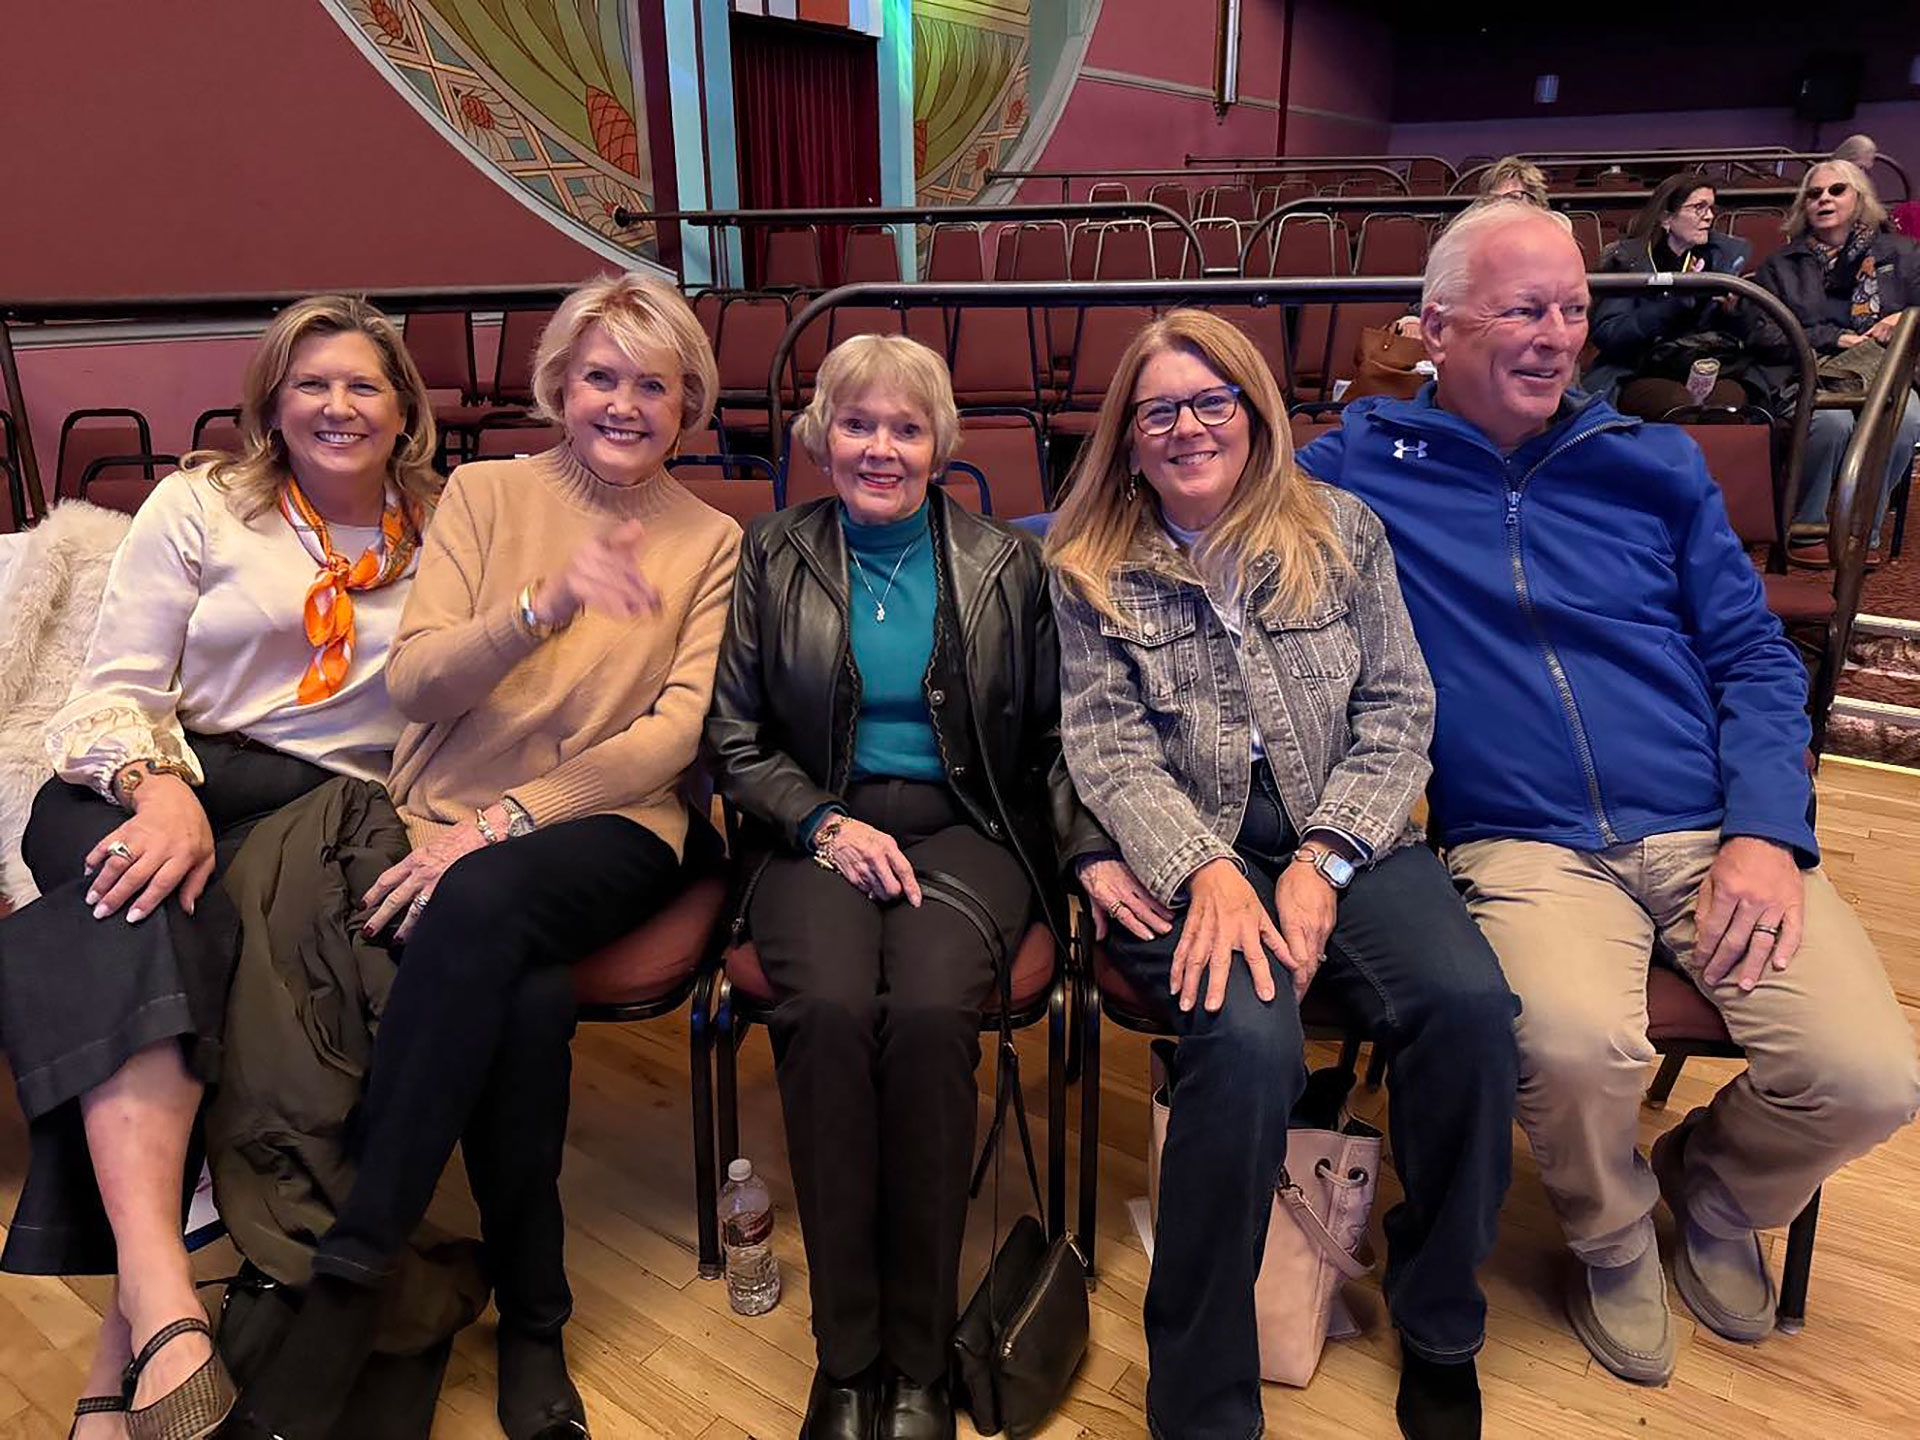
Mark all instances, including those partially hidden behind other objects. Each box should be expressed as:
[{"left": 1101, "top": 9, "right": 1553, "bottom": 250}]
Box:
[{"left": 1046, "top": 309, "right": 1518, "bottom": 1440}]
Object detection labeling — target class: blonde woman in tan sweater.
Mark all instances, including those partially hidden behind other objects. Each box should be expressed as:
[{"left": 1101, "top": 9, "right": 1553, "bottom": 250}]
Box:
[{"left": 229, "top": 274, "right": 741, "bottom": 1440}]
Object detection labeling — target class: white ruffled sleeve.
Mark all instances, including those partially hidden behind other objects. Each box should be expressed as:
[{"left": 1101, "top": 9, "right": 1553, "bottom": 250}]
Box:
[{"left": 46, "top": 474, "right": 211, "bottom": 798}]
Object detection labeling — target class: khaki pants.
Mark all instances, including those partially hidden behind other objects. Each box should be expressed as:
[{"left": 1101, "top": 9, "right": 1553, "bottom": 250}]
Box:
[{"left": 1449, "top": 830, "right": 1920, "bottom": 1266}]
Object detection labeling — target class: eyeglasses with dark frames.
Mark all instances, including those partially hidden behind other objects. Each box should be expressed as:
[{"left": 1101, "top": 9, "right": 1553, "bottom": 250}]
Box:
[
  {"left": 1677, "top": 199, "right": 1716, "bottom": 217},
  {"left": 1807, "top": 181, "right": 1852, "bottom": 200},
  {"left": 1132, "top": 384, "right": 1243, "bottom": 436}
]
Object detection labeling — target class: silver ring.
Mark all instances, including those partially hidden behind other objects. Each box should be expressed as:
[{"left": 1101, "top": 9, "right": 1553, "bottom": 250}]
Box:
[
  {"left": 408, "top": 894, "right": 429, "bottom": 912},
  {"left": 1753, "top": 922, "right": 1781, "bottom": 937},
  {"left": 106, "top": 841, "right": 134, "bottom": 862}
]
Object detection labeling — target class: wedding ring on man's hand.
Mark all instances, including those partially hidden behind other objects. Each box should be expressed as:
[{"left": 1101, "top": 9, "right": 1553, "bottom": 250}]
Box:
[
  {"left": 106, "top": 841, "right": 134, "bottom": 862},
  {"left": 1753, "top": 922, "right": 1781, "bottom": 937}
]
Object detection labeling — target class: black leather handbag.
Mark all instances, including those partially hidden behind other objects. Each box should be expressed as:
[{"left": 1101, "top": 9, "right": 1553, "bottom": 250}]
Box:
[{"left": 920, "top": 871, "right": 1089, "bottom": 1439}]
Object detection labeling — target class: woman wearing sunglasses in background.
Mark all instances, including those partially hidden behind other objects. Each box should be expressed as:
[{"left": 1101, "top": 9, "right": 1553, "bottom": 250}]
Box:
[
  {"left": 1756, "top": 158, "right": 1920, "bottom": 566},
  {"left": 1046, "top": 309, "right": 1517, "bottom": 1440}
]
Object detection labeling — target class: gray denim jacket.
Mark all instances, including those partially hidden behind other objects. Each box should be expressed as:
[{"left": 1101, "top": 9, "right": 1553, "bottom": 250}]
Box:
[{"left": 1053, "top": 483, "right": 1433, "bottom": 906}]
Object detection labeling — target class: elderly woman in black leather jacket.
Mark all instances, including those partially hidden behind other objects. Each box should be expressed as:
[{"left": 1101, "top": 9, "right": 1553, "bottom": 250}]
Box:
[
  {"left": 1583, "top": 171, "right": 1760, "bottom": 417},
  {"left": 705, "top": 333, "right": 1157, "bottom": 1440}
]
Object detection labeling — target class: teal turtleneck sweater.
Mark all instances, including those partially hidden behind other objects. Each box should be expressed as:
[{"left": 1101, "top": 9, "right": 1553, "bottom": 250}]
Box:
[{"left": 844, "top": 500, "right": 943, "bottom": 785}]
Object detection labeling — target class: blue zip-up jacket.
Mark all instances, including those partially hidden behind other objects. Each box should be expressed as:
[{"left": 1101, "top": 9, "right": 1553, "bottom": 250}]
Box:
[{"left": 1296, "top": 385, "right": 1818, "bottom": 864}]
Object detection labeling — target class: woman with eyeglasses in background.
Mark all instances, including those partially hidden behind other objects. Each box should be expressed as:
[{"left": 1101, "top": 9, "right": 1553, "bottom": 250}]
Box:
[
  {"left": 1046, "top": 309, "right": 1517, "bottom": 1440},
  {"left": 1756, "top": 158, "right": 1920, "bottom": 565},
  {"left": 1584, "top": 172, "right": 1764, "bottom": 418}
]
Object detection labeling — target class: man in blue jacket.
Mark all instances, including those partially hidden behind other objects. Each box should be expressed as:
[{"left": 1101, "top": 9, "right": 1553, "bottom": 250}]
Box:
[{"left": 1298, "top": 200, "right": 1919, "bottom": 1386}]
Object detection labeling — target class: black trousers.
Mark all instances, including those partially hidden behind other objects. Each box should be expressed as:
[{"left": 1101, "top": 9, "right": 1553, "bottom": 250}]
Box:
[
  {"left": 748, "top": 780, "right": 1033, "bottom": 1384},
  {"left": 313, "top": 814, "right": 682, "bottom": 1332},
  {"left": 0, "top": 735, "right": 331, "bottom": 1275}
]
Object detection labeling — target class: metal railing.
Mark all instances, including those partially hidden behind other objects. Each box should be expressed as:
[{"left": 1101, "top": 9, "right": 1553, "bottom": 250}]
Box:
[
  {"left": 1453, "top": 150, "right": 1910, "bottom": 200},
  {"left": 978, "top": 162, "right": 1409, "bottom": 201},
  {"left": 1185, "top": 152, "right": 1457, "bottom": 182},
  {"left": 1239, "top": 187, "right": 1804, "bottom": 273},
  {"left": 607, "top": 201, "right": 1205, "bottom": 289},
  {"left": 1819, "top": 308, "right": 1920, "bottom": 747}
]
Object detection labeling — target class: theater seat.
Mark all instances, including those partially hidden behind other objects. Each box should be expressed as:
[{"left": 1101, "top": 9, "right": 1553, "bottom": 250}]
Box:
[{"left": 1760, "top": 573, "right": 1839, "bottom": 624}]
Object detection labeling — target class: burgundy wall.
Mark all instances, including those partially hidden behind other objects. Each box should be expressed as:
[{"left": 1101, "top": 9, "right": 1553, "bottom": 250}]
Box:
[
  {"left": 1020, "top": 0, "right": 1392, "bottom": 198},
  {"left": 0, "top": 1, "right": 609, "bottom": 300}
]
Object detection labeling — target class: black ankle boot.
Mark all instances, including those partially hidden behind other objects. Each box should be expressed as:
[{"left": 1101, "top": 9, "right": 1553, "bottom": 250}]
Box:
[
  {"left": 1396, "top": 1342, "right": 1481, "bottom": 1440},
  {"left": 497, "top": 1322, "right": 589, "bottom": 1440},
  {"left": 800, "top": 1365, "right": 879, "bottom": 1440},
  {"left": 878, "top": 1368, "right": 953, "bottom": 1440}
]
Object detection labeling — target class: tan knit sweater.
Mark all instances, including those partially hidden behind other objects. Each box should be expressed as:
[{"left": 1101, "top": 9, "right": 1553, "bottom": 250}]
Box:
[{"left": 385, "top": 447, "right": 741, "bottom": 857}]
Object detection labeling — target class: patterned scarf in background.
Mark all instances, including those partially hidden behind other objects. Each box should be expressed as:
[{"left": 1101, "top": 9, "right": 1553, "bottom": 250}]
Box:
[{"left": 1809, "top": 224, "right": 1883, "bottom": 329}]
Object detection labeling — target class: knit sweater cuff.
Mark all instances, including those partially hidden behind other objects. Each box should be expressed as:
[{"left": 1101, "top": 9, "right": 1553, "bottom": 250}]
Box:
[{"left": 508, "top": 767, "right": 616, "bottom": 830}]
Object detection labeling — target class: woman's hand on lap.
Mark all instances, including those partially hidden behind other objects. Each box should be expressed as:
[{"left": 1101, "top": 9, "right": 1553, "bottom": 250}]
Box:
[
  {"left": 825, "top": 818, "right": 922, "bottom": 906},
  {"left": 1273, "top": 862, "right": 1335, "bottom": 1000},
  {"left": 362, "top": 820, "right": 491, "bottom": 941},
  {"left": 1077, "top": 855, "right": 1173, "bottom": 941},
  {"left": 1169, "top": 858, "right": 1285, "bottom": 1013},
  {"left": 84, "top": 774, "right": 215, "bottom": 923}
]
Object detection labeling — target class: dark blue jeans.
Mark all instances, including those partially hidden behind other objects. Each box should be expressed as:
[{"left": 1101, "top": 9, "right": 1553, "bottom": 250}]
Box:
[{"left": 1105, "top": 769, "right": 1519, "bottom": 1440}]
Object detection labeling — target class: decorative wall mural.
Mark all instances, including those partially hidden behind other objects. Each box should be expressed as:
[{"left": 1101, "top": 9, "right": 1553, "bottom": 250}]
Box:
[
  {"left": 327, "top": 0, "right": 656, "bottom": 261},
  {"left": 914, "top": 0, "right": 1032, "bottom": 207}
]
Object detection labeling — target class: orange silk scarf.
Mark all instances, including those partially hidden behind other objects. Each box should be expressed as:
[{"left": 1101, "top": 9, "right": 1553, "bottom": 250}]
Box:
[{"left": 280, "top": 479, "right": 419, "bottom": 704}]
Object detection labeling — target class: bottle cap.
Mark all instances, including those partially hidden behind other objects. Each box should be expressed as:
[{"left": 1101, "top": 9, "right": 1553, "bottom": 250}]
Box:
[{"left": 728, "top": 1158, "right": 753, "bottom": 1183}]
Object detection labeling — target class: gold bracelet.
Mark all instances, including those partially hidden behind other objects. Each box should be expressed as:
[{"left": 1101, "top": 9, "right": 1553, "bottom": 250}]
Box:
[{"left": 113, "top": 757, "right": 196, "bottom": 808}]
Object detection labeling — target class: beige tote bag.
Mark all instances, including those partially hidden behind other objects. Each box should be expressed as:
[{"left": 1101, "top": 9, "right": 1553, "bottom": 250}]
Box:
[{"left": 1148, "top": 1074, "right": 1381, "bottom": 1387}]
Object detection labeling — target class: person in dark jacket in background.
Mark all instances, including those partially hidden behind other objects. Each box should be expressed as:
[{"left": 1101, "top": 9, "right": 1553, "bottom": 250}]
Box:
[
  {"left": 1584, "top": 172, "right": 1758, "bottom": 416},
  {"left": 1299, "top": 199, "right": 1920, "bottom": 1391},
  {"left": 1755, "top": 159, "right": 1920, "bottom": 561},
  {"left": 704, "top": 334, "right": 1153, "bottom": 1440}
]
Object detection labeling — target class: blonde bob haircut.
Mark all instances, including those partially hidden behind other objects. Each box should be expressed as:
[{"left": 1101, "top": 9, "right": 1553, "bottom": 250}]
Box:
[
  {"left": 1046, "top": 308, "right": 1346, "bottom": 623},
  {"left": 1479, "top": 156, "right": 1550, "bottom": 207},
  {"left": 186, "top": 294, "right": 439, "bottom": 524},
  {"left": 793, "top": 333, "right": 961, "bottom": 472},
  {"left": 529, "top": 271, "right": 718, "bottom": 437},
  {"left": 1787, "top": 159, "right": 1887, "bottom": 239}
]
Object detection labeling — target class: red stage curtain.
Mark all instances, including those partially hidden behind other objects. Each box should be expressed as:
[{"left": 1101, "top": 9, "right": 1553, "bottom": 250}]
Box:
[{"left": 731, "top": 15, "right": 881, "bottom": 288}]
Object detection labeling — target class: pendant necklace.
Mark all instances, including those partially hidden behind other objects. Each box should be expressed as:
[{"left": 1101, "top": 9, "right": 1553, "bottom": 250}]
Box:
[{"left": 849, "top": 534, "right": 923, "bottom": 623}]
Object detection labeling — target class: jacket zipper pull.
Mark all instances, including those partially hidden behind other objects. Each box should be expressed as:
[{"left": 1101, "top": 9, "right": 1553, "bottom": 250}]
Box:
[{"left": 1505, "top": 489, "right": 1521, "bottom": 527}]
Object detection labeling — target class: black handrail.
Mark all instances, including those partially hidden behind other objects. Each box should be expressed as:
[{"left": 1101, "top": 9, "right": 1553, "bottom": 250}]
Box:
[
  {"left": 1185, "top": 152, "right": 1457, "bottom": 181},
  {"left": 0, "top": 285, "right": 579, "bottom": 326},
  {"left": 764, "top": 275, "right": 1818, "bottom": 564},
  {"left": 607, "top": 201, "right": 1206, "bottom": 288},
  {"left": 1819, "top": 308, "right": 1920, "bottom": 749},
  {"left": 979, "top": 162, "right": 1409, "bottom": 201},
  {"left": 1239, "top": 187, "right": 1804, "bottom": 273},
  {"left": 1453, "top": 151, "right": 1910, "bottom": 200}
]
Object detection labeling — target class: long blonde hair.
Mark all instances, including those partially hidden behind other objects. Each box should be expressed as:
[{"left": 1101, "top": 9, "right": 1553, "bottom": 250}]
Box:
[
  {"left": 1787, "top": 158, "right": 1888, "bottom": 240},
  {"left": 1046, "top": 308, "right": 1346, "bottom": 621},
  {"left": 187, "top": 295, "right": 439, "bottom": 523}
]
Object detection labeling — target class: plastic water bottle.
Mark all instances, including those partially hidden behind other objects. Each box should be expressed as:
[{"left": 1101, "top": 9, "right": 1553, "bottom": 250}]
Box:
[
  {"left": 719, "top": 1158, "right": 780, "bottom": 1315},
  {"left": 1685, "top": 357, "right": 1721, "bottom": 405}
]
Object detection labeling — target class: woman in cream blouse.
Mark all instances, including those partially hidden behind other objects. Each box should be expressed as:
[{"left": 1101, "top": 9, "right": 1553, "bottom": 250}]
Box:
[{"left": 0, "top": 295, "right": 436, "bottom": 1440}]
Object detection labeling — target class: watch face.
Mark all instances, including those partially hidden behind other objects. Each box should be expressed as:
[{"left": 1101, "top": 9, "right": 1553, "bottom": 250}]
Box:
[{"left": 1320, "top": 852, "right": 1356, "bottom": 888}]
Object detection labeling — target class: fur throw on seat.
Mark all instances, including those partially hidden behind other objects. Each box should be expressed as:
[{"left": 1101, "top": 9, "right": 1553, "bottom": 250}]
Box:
[{"left": 0, "top": 503, "right": 133, "bottom": 906}]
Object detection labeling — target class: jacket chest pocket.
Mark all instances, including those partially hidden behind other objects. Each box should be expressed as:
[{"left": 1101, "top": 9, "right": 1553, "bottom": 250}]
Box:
[
  {"left": 1100, "top": 602, "right": 1200, "bottom": 705},
  {"left": 1262, "top": 599, "right": 1359, "bottom": 680}
]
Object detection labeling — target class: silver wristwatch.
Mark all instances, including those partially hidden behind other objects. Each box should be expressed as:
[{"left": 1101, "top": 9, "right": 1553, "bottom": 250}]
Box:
[{"left": 500, "top": 796, "right": 537, "bottom": 838}]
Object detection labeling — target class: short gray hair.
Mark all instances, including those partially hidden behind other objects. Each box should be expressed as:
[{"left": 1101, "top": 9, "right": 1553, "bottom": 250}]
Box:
[
  {"left": 1834, "top": 133, "right": 1878, "bottom": 167},
  {"left": 1422, "top": 198, "right": 1575, "bottom": 310},
  {"left": 1479, "top": 156, "right": 1550, "bottom": 207}
]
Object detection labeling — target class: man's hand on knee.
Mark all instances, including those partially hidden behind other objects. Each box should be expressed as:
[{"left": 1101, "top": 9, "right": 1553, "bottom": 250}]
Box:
[{"left": 1697, "top": 837, "right": 1805, "bottom": 991}]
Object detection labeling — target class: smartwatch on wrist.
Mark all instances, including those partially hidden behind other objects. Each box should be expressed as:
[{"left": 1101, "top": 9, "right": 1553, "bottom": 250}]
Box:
[{"left": 1293, "top": 841, "right": 1356, "bottom": 891}]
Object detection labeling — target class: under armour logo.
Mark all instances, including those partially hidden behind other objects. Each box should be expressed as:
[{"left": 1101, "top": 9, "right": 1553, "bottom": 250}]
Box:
[{"left": 1392, "top": 439, "right": 1427, "bottom": 461}]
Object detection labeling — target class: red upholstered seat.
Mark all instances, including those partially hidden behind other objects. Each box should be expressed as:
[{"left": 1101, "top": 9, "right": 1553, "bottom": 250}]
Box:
[
  {"left": 724, "top": 921, "right": 1058, "bottom": 1013},
  {"left": 571, "top": 871, "right": 728, "bottom": 1009},
  {"left": 1762, "top": 573, "right": 1838, "bottom": 624},
  {"left": 1644, "top": 964, "right": 1732, "bottom": 1045}
]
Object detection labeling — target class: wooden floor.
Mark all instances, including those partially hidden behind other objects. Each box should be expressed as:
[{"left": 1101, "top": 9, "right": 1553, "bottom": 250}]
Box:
[{"left": 3, "top": 756, "right": 1919, "bottom": 1438}]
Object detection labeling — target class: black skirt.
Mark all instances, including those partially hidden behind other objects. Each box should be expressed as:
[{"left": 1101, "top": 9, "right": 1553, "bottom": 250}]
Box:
[{"left": 0, "top": 732, "right": 333, "bottom": 1274}]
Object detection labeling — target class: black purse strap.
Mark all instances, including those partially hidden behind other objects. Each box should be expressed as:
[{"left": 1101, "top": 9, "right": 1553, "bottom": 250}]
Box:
[{"left": 916, "top": 869, "right": 1047, "bottom": 1219}]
